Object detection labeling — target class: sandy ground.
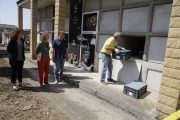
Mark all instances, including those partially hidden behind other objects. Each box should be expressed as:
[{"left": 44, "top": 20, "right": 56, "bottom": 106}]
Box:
[{"left": 0, "top": 58, "right": 69, "bottom": 120}]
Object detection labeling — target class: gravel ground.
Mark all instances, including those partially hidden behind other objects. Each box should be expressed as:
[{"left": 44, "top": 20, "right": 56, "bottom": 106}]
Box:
[{"left": 0, "top": 58, "right": 70, "bottom": 120}]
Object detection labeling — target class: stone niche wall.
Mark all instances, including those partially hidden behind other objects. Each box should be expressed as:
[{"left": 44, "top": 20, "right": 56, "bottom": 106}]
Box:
[
  {"left": 124, "top": 0, "right": 150, "bottom": 5},
  {"left": 98, "top": 35, "right": 112, "bottom": 53},
  {"left": 84, "top": 0, "right": 100, "bottom": 12},
  {"left": 152, "top": 3, "right": 172, "bottom": 32},
  {"left": 65, "top": 0, "right": 70, "bottom": 32},
  {"left": 148, "top": 37, "right": 168, "bottom": 63},
  {"left": 100, "top": 10, "right": 119, "bottom": 32},
  {"left": 122, "top": 7, "right": 149, "bottom": 32},
  {"left": 82, "top": 0, "right": 173, "bottom": 95},
  {"left": 101, "top": 0, "right": 121, "bottom": 9}
]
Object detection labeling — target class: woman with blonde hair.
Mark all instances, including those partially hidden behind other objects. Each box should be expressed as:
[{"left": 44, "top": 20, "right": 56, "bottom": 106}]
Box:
[{"left": 35, "top": 32, "right": 50, "bottom": 87}]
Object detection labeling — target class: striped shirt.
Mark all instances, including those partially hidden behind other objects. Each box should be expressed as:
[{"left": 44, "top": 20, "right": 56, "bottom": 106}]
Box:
[{"left": 17, "top": 42, "right": 24, "bottom": 61}]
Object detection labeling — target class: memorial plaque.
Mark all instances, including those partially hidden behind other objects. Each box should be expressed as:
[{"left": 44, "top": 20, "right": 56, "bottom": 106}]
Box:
[
  {"left": 83, "top": 13, "right": 97, "bottom": 31},
  {"left": 69, "top": 0, "right": 83, "bottom": 33}
]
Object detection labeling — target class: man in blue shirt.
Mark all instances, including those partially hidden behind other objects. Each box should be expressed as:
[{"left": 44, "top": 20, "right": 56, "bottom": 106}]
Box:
[{"left": 52, "top": 30, "right": 68, "bottom": 83}]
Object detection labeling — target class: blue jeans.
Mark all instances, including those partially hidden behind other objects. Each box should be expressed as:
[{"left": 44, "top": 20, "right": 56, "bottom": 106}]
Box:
[
  {"left": 100, "top": 53, "right": 113, "bottom": 81},
  {"left": 54, "top": 58, "right": 65, "bottom": 80}
]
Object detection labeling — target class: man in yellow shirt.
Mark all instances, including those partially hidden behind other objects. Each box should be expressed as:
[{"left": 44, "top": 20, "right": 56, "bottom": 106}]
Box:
[{"left": 100, "top": 32, "right": 124, "bottom": 85}]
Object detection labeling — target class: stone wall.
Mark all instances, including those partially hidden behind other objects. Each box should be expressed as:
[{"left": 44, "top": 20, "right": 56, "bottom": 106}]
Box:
[{"left": 155, "top": 0, "right": 180, "bottom": 119}]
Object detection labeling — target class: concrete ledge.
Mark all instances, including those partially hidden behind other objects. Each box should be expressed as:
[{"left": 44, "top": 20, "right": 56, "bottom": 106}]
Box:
[{"left": 63, "top": 74, "right": 156, "bottom": 120}]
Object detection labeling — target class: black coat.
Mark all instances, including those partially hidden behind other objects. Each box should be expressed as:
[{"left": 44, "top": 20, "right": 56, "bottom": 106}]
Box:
[{"left": 7, "top": 38, "right": 25, "bottom": 63}]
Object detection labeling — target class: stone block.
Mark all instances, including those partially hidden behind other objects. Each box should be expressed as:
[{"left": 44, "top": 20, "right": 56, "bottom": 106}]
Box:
[
  {"left": 161, "top": 76, "right": 171, "bottom": 87},
  {"left": 158, "top": 94, "right": 168, "bottom": 104},
  {"left": 156, "top": 102, "right": 164, "bottom": 111},
  {"left": 59, "top": 22, "right": 65, "bottom": 26},
  {"left": 164, "top": 58, "right": 174, "bottom": 68},
  {"left": 158, "top": 93, "right": 179, "bottom": 108},
  {"left": 59, "top": 26, "right": 65, "bottom": 30},
  {"left": 170, "top": 17, "right": 180, "bottom": 28},
  {"left": 173, "top": 0, "right": 180, "bottom": 6},
  {"left": 59, "top": 7, "right": 66, "bottom": 12},
  {"left": 55, "top": 2, "right": 60, "bottom": 7},
  {"left": 171, "top": 6, "right": 180, "bottom": 17},
  {"left": 166, "top": 97, "right": 178, "bottom": 108},
  {"left": 171, "top": 49, "right": 180, "bottom": 59},
  {"left": 170, "top": 78, "right": 180, "bottom": 90},
  {"left": 156, "top": 102, "right": 176, "bottom": 115},
  {"left": 165, "top": 48, "right": 173, "bottom": 58},
  {"left": 165, "top": 86, "right": 180, "bottom": 99},
  {"left": 168, "top": 68, "right": 180, "bottom": 80},
  {"left": 168, "top": 28, "right": 180, "bottom": 38},
  {"left": 177, "top": 39, "right": 180, "bottom": 48},
  {"left": 155, "top": 111, "right": 169, "bottom": 120},
  {"left": 173, "top": 59, "right": 180, "bottom": 70},
  {"left": 162, "top": 67, "right": 170, "bottom": 77},
  {"left": 60, "top": 0, "right": 66, "bottom": 4},
  {"left": 60, "top": 2, "right": 66, "bottom": 8},
  {"left": 54, "top": 25, "right": 59, "bottom": 29},
  {"left": 159, "top": 85, "right": 180, "bottom": 99},
  {"left": 159, "top": 85, "right": 167, "bottom": 95},
  {"left": 167, "top": 38, "right": 178, "bottom": 48}
]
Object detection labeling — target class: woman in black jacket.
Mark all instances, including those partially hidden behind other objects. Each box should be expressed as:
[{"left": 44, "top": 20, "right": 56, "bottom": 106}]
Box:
[{"left": 7, "top": 28, "right": 26, "bottom": 91}]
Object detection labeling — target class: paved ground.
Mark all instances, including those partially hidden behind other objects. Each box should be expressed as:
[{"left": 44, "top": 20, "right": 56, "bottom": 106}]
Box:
[
  {"left": 25, "top": 50, "right": 158, "bottom": 120},
  {"left": 0, "top": 44, "right": 138, "bottom": 120},
  {"left": 21, "top": 58, "right": 138, "bottom": 120}
]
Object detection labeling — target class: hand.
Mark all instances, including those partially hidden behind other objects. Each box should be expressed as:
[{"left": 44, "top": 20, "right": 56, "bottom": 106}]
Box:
[
  {"left": 66, "top": 56, "right": 68, "bottom": 62},
  {"left": 121, "top": 47, "right": 126, "bottom": 50},
  {"left": 53, "top": 57, "right": 55, "bottom": 63},
  {"left": 114, "top": 48, "right": 121, "bottom": 53}
]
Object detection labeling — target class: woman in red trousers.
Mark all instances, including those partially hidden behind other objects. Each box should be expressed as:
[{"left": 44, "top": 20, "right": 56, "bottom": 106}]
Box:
[{"left": 35, "top": 32, "right": 50, "bottom": 87}]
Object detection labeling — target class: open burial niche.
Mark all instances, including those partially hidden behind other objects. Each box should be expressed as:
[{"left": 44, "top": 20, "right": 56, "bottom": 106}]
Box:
[{"left": 118, "top": 36, "right": 146, "bottom": 59}]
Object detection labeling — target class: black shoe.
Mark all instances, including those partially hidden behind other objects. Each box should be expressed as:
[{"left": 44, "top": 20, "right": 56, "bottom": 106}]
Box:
[
  {"left": 100, "top": 81, "right": 108, "bottom": 85},
  {"left": 107, "top": 78, "right": 116, "bottom": 82}
]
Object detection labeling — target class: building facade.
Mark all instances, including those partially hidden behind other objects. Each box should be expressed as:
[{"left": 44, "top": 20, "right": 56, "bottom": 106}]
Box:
[
  {"left": 0, "top": 24, "right": 17, "bottom": 45},
  {"left": 16, "top": 0, "right": 180, "bottom": 119}
]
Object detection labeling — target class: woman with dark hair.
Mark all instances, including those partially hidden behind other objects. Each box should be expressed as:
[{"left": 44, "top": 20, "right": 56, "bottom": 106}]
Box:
[
  {"left": 35, "top": 32, "right": 50, "bottom": 87},
  {"left": 7, "top": 28, "right": 26, "bottom": 91}
]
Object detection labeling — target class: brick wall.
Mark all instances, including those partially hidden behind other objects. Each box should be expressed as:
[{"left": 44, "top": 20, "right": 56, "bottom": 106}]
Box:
[{"left": 155, "top": 0, "right": 180, "bottom": 119}]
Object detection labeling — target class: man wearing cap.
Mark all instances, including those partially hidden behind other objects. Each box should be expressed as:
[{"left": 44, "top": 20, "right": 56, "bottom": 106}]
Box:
[{"left": 100, "top": 32, "right": 125, "bottom": 85}]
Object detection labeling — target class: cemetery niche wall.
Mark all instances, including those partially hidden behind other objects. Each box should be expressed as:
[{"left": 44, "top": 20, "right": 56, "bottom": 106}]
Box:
[{"left": 68, "top": 0, "right": 83, "bottom": 65}]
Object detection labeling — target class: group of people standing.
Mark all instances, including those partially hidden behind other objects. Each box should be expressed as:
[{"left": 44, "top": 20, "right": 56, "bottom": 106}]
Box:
[
  {"left": 7, "top": 27, "right": 123, "bottom": 90},
  {"left": 7, "top": 28, "right": 68, "bottom": 91}
]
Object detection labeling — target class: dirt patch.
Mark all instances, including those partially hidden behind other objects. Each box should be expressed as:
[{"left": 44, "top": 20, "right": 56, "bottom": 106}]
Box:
[{"left": 0, "top": 58, "right": 70, "bottom": 120}]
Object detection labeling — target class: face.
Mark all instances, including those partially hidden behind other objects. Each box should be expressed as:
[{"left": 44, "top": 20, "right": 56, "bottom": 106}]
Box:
[
  {"left": 18, "top": 31, "right": 24, "bottom": 38},
  {"left": 46, "top": 35, "right": 49, "bottom": 41},
  {"left": 60, "top": 31, "right": 65, "bottom": 39},
  {"left": 115, "top": 35, "right": 121, "bottom": 41}
]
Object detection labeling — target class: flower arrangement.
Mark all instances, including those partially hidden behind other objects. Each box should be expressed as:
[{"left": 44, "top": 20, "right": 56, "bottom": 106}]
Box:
[
  {"left": 68, "top": 53, "right": 74, "bottom": 64},
  {"left": 68, "top": 53, "right": 78, "bottom": 65},
  {"left": 73, "top": 55, "right": 78, "bottom": 66}
]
